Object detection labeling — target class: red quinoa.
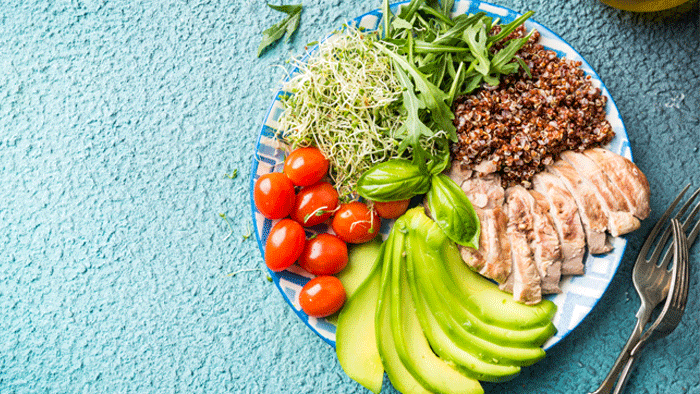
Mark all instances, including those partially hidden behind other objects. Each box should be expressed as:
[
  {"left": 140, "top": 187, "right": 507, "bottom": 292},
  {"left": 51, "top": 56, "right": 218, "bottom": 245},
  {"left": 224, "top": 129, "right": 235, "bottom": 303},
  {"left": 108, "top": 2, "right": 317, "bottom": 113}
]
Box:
[{"left": 451, "top": 27, "right": 614, "bottom": 188}]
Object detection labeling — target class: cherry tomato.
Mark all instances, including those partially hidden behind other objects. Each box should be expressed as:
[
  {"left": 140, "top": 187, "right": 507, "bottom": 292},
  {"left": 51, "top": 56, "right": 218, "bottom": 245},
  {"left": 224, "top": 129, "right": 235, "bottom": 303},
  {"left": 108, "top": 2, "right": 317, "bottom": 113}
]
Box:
[
  {"left": 265, "top": 219, "right": 306, "bottom": 272},
  {"left": 331, "top": 201, "right": 380, "bottom": 244},
  {"left": 283, "top": 147, "right": 329, "bottom": 187},
  {"left": 373, "top": 199, "right": 411, "bottom": 219},
  {"left": 254, "top": 172, "right": 295, "bottom": 220},
  {"left": 290, "top": 182, "right": 339, "bottom": 227},
  {"left": 299, "top": 275, "right": 346, "bottom": 317},
  {"left": 298, "top": 233, "right": 348, "bottom": 275}
]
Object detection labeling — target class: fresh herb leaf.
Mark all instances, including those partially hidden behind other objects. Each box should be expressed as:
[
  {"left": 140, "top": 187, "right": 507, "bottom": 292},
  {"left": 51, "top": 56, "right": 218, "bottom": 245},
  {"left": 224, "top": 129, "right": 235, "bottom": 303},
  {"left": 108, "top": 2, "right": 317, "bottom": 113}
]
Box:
[
  {"left": 426, "top": 173, "right": 480, "bottom": 249},
  {"left": 356, "top": 159, "right": 432, "bottom": 202},
  {"left": 257, "top": 3, "right": 303, "bottom": 57},
  {"left": 225, "top": 169, "right": 238, "bottom": 179}
]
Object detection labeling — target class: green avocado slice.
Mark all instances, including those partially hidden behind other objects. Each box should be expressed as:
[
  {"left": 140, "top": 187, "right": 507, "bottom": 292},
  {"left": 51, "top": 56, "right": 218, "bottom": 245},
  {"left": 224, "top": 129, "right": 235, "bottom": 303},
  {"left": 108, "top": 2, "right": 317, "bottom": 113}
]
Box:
[
  {"left": 405, "top": 240, "right": 522, "bottom": 383},
  {"left": 442, "top": 240, "right": 557, "bottom": 329},
  {"left": 335, "top": 240, "right": 385, "bottom": 394},
  {"left": 375, "top": 234, "right": 433, "bottom": 394},
  {"left": 337, "top": 238, "right": 383, "bottom": 298},
  {"left": 407, "top": 209, "right": 557, "bottom": 329},
  {"left": 390, "top": 223, "right": 484, "bottom": 394},
  {"left": 414, "top": 231, "right": 557, "bottom": 347},
  {"left": 409, "top": 230, "right": 546, "bottom": 367}
]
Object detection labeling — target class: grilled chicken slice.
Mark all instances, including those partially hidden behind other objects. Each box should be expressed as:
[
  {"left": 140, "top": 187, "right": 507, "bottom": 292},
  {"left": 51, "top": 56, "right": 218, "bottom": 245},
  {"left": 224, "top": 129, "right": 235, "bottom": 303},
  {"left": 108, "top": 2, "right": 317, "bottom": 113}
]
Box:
[
  {"left": 458, "top": 175, "right": 511, "bottom": 284},
  {"left": 583, "top": 148, "right": 651, "bottom": 220},
  {"left": 460, "top": 174, "right": 505, "bottom": 208},
  {"left": 531, "top": 173, "right": 586, "bottom": 275},
  {"left": 501, "top": 186, "right": 542, "bottom": 304},
  {"left": 561, "top": 151, "right": 640, "bottom": 236},
  {"left": 445, "top": 160, "right": 472, "bottom": 189},
  {"left": 548, "top": 160, "right": 612, "bottom": 254},
  {"left": 528, "top": 190, "right": 563, "bottom": 293}
]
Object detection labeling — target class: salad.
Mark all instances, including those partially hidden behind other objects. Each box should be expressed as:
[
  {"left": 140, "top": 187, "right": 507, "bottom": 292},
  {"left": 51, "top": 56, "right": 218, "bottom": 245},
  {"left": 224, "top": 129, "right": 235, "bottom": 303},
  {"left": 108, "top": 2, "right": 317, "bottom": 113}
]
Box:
[{"left": 251, "top": 0, "right": 643, "bottom": 392}]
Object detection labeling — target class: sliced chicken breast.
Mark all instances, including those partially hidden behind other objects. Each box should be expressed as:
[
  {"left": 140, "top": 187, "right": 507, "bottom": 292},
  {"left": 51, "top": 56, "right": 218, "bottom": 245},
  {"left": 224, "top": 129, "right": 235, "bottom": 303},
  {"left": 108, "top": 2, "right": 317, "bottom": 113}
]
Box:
[
  {"left": 528, "top": 190, "right": 563, "bottom": 293},
  {"left": 461, "top": 174, "right": 505, "bottom": 209},
  {"left": 548, "top": 160, "right": 612, "bottom": 254},
  {"left": 445, "top": 160, "right": 472, "bottom": 189},
  {"left": 459, "top": 175, "right": 511, "bottom": 284},
  {"left": 531, "top": 172, "right": 586, "bottom": 275},
  {"left": 561, "top": 151, "right": 640, "bottom": 237},
  {"left": 501, "top": 186, "right": 542, "bottom": 304},
  {"left": 583, "top": 148, "right": 651, "bottom": 220},
  {"left": 458, "top": 207, "right": 490, "bottom": 275}
]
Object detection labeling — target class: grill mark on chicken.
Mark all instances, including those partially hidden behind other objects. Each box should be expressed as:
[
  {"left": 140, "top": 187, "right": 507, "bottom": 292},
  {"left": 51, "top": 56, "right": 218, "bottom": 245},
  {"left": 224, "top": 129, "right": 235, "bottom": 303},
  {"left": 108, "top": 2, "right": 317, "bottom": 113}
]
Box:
[
  {"left": 528, "top": 190, "right": 563, "bottom": 293},
  {"left": 560, "top": 151, "right": 640, "bottom": 237},
  {"left": 459, "top": 176, "right": 511, "bottom": 283},
  {"left": 531, "top": 172, "right": 586, "bottom": 275},
  {"left": 501, "top": 186, "right": 542, "bottom": 304},
  {"left": 547, "top": 160, "right": 611, "bottom": 254},
  {"left": 583, "top": 148, "right": 650, "bottom": 220}
]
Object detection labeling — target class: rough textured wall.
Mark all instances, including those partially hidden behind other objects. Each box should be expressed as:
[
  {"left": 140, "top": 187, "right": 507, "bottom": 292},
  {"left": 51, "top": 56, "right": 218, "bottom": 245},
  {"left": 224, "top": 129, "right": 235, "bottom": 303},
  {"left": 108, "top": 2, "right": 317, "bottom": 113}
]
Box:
[{"left": 0, "top": 0, "right": 698, "bottom": 393}]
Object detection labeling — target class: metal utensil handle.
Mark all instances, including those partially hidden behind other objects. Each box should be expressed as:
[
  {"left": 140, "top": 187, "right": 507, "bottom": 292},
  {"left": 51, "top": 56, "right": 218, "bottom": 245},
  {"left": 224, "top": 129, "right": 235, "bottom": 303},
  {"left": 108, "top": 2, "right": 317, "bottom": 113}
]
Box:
[
  {"left": 611, "top": 354, "right": 638, "bottom": 394},
  {"left": 589, "top": 306, "right": 652, "bottom": 394}
]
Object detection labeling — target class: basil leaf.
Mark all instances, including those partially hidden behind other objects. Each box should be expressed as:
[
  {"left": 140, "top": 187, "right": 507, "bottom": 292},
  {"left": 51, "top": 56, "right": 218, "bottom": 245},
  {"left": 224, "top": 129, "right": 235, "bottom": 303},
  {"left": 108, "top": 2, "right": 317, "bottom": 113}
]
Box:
[
  {"left": 426, "top": 173, "right": 480, "bottom": 249},
  {"left": 257, "top": 3, "right": 303, "bottom": 57},
  {"left": 357, "top": 159, "right": 431, "bottom": 202}
]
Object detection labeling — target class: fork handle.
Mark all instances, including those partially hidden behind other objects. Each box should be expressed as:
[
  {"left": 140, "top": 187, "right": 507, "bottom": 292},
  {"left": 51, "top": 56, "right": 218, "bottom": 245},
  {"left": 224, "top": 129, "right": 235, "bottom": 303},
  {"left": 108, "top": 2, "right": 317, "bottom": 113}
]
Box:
[
  {"left": 612, "top": 353, "right": 639, "bottom": 394},
  {"left": 589, "top": 307, "right": 652, "bottom": 394}
]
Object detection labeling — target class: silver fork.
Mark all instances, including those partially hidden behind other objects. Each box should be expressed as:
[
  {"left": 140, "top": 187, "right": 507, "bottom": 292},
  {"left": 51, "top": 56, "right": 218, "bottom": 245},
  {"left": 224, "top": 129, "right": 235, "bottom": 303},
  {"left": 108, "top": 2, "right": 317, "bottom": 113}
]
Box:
[
  {"left": 611, "top": 218, "right": 692, "bottom": 394},
  {"left": 590, "top": 184, "right": 700, "bottom": 394}
]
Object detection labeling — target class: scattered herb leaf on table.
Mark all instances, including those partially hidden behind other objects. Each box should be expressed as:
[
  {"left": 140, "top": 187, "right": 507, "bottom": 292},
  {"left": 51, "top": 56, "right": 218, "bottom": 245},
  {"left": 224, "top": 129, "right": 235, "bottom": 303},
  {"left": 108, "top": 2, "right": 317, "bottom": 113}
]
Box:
[{"left": 258, "top": 3, "right": 303, "bottom": 57}]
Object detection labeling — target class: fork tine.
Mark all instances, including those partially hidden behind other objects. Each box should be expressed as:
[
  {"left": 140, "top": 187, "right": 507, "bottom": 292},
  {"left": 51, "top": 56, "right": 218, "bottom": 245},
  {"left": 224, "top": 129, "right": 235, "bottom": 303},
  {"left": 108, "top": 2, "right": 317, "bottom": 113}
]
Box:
[
  {"left": 658, "top": 195, "right": 700, "bottom": 270},
  {"left": 688, "top": 213, "right": 700, "bottom": 246},
  {"left": 670, "top": 219, "right": 687, "bottom": 311},
  {"left": 668, "top": 223, "right": 688, "bottom": 313},
  {"left": 638, "top": 184, "right": 691, "bottom": 259},
  {"left": 678, "top": 223, "right": 689, "bottom": 311},
  {"left": 648, "top": 185, "right": 700, "bottom": 266}
]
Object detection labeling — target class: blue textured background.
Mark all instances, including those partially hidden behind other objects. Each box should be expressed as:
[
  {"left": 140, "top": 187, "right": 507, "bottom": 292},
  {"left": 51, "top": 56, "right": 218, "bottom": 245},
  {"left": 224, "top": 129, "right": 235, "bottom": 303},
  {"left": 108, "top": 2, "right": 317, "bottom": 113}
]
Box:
[{"left": 0, "top": 0, "right": 698, "bottom": 393}]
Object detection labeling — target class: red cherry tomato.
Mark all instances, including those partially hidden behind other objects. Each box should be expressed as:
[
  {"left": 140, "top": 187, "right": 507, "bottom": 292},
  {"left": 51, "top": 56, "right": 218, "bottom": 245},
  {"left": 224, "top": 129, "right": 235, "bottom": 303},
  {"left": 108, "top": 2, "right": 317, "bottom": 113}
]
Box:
[
  {"left": 290, "top": 182, "right": 339, "bottom": 227},
  {"left": 283, "top": 147, "right": 329, "bottom": 187},
  {"left": 254, "top": 173, "right": 295, "bottom": 220},
  {"left": 265, "top": 219, "right": 306, "bottom": 272},
  {"left": 298, "top": 233, "right": 348, "bottom": 275},
  {"left": 299, "top": 276, "right": 346, "bottom": 317},
  {"left": 373, "top": 199, "right": 411, "bottom": 219},
  {"left": 331, "top": 201, "right": 380, "bottom": 244}
]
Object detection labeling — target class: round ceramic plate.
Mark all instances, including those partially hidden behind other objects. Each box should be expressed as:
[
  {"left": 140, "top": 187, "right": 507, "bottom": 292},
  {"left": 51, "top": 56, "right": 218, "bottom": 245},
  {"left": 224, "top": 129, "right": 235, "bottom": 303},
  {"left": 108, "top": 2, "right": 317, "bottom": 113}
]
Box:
[{"left": 250, "top": 0, "right": 631, "bottom": 350}]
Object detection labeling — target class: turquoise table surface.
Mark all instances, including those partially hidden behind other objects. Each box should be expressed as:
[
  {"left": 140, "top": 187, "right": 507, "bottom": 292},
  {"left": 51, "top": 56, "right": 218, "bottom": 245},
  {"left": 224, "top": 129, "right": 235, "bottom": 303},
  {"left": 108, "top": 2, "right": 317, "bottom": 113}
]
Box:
[{"left": 1, "top": 0, "right": 698, "bottom": 393}]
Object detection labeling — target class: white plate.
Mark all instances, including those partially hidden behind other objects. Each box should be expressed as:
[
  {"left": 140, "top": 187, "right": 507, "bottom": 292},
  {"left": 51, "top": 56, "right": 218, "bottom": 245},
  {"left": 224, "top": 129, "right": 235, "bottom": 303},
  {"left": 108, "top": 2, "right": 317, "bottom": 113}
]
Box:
[{"left": 250, "top": 0, "right": 631, "bottom": 350}]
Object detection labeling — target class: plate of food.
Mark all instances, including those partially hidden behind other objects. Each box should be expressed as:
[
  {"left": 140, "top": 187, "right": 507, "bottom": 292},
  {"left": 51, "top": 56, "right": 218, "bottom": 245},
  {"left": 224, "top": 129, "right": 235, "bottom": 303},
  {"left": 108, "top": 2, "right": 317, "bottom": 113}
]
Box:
[{"left": 250, "top": 0, "right": 651, "bottom": 392}]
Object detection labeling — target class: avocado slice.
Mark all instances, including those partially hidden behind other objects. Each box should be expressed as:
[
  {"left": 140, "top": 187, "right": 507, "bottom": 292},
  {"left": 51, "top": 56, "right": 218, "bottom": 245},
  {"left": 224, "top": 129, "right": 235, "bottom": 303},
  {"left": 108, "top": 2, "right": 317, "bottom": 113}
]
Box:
[
  {"left": 442, "top": 240, "right": 557, "bottom": 329},
  {"left": 335, "top": 241, "right": 385, "bottom": 394},
  {"left": 409, "top": 219, "right": 556, "bottom": 346},
  {"left": 408, "top": 210, "right": 556, "bottom": 329},
  {"left": 389, "top": 224, "right": 484, "bottom": 394},
  {"left": 409, "top": 230, "right": 546, "bottom": 367},
  {"left": 337, "top": 238, "right": 383, "bottom": 298},
  {"left": 375, "top": 234, "right": 433, "bottom": 394},
  {"left": 405, "top": 241, "right": 523, "bottom": 383}
]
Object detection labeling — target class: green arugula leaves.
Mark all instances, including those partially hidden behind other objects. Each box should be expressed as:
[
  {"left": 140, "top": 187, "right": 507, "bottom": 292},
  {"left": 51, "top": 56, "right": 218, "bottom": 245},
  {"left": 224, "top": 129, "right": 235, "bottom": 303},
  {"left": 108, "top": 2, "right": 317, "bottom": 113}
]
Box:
[{"left": 258, "top": 3, "right": 303, "bottom": 57}]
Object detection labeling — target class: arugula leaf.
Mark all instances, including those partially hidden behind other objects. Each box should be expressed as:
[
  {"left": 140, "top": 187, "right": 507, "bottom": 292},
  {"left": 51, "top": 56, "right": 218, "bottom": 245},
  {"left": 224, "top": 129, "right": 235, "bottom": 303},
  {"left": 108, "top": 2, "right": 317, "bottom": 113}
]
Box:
[{"left": 257, "top": 3, "right": 303, "bottom": 57}]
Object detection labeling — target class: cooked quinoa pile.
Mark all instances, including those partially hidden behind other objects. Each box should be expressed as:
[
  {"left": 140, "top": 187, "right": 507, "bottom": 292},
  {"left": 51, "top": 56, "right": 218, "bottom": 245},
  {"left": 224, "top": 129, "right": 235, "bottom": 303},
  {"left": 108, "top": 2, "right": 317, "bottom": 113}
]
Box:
[{"left": 451, "top": 26, "right": 615, "bottom": 188}]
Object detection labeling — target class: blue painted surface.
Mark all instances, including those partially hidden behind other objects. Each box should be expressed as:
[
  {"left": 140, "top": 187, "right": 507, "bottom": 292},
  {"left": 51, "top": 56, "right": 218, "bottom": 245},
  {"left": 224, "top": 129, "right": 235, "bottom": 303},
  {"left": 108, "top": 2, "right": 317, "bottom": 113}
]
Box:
[{"left": 0, "top": 0, "right": 698, "bottom": 393}]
